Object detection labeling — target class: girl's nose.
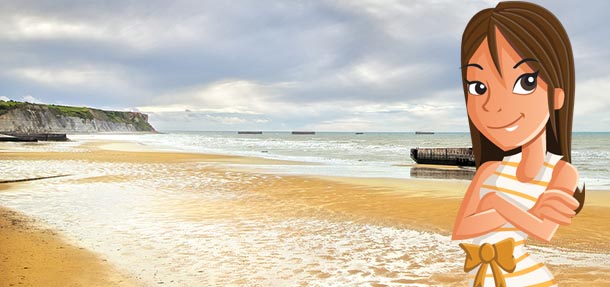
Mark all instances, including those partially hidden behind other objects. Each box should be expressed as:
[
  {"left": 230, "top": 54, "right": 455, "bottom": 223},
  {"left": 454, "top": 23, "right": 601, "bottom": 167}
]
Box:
[{"left": 482, "top": 91, "right": 503, "bottom": 112}]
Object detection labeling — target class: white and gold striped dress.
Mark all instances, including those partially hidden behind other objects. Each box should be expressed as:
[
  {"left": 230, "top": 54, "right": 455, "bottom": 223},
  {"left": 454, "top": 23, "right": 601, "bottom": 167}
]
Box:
[{"left": 469, "top": 152, "right": 562, "bottom": 287}]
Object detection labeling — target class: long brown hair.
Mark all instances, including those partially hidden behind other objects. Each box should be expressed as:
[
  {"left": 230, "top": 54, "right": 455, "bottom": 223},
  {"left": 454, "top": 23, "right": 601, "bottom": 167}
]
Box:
[{"left": 461, "top": 1, "right": 584, "bottom": 213}]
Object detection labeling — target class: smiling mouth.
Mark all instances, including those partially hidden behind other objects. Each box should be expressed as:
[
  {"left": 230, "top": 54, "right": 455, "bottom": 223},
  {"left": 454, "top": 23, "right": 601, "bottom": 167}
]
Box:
[{"left": 488, "top": 113, "right": 525, "bottom": 131}]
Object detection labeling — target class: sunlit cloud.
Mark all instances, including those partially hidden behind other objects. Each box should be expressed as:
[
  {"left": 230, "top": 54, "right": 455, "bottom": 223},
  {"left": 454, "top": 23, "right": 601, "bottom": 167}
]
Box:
[
  {"left": 4, "top": 16, "right": 105, "bottom": 40},
  {"left": 10, "top": 67, "right": 97, "bottom": 86}
]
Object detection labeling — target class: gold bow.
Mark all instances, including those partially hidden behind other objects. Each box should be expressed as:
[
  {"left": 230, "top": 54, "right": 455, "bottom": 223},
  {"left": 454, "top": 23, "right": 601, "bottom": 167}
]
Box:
[{"left": 459, "top": 238, "right": 517, "bottom": 287}]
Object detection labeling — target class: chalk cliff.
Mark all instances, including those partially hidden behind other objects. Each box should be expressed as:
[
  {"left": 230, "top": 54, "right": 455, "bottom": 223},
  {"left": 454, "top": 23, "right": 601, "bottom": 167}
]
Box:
[{"left": 0, "top": 101, "right": 156, "bottom": 133}]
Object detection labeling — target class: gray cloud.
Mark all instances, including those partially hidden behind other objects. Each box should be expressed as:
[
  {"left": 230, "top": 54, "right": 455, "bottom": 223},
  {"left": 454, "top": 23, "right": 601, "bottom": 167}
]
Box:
[{"left": 1, "top": 0, "right": 609, "bottom": 131}]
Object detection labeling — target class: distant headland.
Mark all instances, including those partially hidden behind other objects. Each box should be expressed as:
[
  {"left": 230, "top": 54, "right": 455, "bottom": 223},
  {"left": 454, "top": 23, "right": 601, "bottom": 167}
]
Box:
[{"left": 0, "top": 100, "right": 156, "bottom": 133}]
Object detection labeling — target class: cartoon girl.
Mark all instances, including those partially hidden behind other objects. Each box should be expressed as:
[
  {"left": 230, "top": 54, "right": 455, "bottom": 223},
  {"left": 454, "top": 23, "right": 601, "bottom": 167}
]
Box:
[{"left": 452, "top": 2, "right": 585, "bottom": 287}]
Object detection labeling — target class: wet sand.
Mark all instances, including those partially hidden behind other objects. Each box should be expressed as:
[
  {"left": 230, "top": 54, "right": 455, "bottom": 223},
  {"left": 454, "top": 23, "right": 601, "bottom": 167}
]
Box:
[
  {"left": 245, "top": 174, "right": 610, "bottom": 286},
  {"left": 0, "top": 206, "right": 140, "bottom": 286},
  {"left": 300, "top": 175, "right": 610, "bottom": 252},
  {"left": 1, "top": 140, "right": 610, "bottom": 286}
]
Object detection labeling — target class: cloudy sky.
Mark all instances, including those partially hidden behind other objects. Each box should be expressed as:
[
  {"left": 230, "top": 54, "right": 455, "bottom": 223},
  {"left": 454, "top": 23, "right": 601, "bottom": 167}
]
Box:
[{"left": 1, "top": 0, "right": 609, "bottom": 132}]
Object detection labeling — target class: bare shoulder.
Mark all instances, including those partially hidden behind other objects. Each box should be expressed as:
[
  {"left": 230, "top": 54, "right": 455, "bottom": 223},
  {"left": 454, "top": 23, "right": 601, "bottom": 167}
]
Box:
[
  {"left": 549, "top": 160, "right": 579, "bottom": 194},
  {"left": 470, "top": 161, "right": 500, "bottom": 185},
  {"left": 476, "top": 161, "right": 501, "bottom": 178},
  {"left": 553, "top": 160, "right": 578, "bottom": 182}
]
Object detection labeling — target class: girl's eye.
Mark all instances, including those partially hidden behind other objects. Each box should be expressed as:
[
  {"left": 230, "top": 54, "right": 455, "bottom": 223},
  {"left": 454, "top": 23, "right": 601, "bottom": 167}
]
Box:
[
  {"left": 467, "top": 81, "right": 487, "bottom": 96},
  {"left": 513, "top": 71, "right": 539, "bottom": 95}
]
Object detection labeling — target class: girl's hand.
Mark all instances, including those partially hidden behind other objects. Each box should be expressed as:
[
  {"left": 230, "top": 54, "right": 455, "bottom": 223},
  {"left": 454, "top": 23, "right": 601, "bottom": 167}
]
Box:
[{"left": 529, "top": 190, "right": 578, "bottom": 225}]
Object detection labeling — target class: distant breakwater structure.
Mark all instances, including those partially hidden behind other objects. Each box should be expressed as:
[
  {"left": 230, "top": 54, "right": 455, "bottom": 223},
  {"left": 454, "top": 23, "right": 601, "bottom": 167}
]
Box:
[
  {"left": 0, "top": 100, "right": 156, "bottom": 134},
  {"left": 237, "top": 131, "right": 318, "bottom": 135},
  {"left": 236, "top": 131, "right": 369, "bottom": 135},
  {"left": 0, "top": 133, "right": 68, "bottom": 142},
  {"left": 410, "top": 147, "right": 476, "bottom": 167}
]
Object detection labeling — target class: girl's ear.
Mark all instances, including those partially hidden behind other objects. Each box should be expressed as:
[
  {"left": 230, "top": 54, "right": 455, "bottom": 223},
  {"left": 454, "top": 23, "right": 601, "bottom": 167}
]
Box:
[{"left": 554, "top": 88, "right": 565, "bottom": 110}]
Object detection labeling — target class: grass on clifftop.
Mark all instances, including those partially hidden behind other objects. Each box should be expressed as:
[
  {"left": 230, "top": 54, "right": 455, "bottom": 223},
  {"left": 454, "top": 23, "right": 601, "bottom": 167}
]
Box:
[
  {"left": 1, "top": 100, "right": 154, "bottom": 131},
  {"left": 48, "top": 105, "right": 94, "bottom": 120},
  {"left": 102, "top": 111, "right": 130, "bottom": 123},
  {"left": 1, "top": 100, "right": 93, "bottom": 120},
  {"left": 0, "top": 100, "right": 26, "bottom": 115},
  {"left": 101, "top": 110, "right": 154, "bottom": 131}
]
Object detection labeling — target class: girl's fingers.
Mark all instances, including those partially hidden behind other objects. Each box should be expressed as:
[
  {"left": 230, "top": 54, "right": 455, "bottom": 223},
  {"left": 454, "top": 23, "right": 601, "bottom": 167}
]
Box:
[
  {"left": 539, "top": 190, "right": 580, "bottom": 210},
  {"left": 539, "top": 206, "right": 572, "bottom": 225},
  {"left": 541, "top": 199, "right": 576, "bottom": 217}
]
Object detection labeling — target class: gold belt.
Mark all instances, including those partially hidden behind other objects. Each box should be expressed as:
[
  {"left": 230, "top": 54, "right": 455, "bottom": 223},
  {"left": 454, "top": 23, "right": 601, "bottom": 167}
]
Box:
[{"left": 459, "top": 238, "right": 518, "bottom": 287}]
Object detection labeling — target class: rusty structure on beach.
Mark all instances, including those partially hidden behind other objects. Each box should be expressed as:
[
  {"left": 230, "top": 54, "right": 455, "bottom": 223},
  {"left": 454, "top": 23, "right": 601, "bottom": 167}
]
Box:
[
  {"left": 410, "top": 147, "right": 476, "bottom": 167},
  {"left": 0, "top": 133, "right": 68, "bottom": 142}
]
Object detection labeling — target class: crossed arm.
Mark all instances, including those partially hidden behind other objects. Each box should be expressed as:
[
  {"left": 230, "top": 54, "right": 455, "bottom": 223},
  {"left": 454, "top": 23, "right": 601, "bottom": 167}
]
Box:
[{"left": 452, "top": 160, "right": 579, "bottom": 242}]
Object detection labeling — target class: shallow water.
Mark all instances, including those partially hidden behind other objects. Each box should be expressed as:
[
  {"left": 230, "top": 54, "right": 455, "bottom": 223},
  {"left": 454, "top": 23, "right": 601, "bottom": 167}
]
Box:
[
  {"left": 0, "top": 156, "right": 465, "bottom": 286},
  {"left": 70, "top": 132, "right": 610, "bottom": 189},
  {"left": 1, "top": 142, "right": 610, "bottom": 286}
]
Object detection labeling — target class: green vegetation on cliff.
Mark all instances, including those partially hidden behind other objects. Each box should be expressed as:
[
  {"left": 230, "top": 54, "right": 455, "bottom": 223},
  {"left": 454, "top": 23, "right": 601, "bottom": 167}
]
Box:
[
  {"left": 0, "top": 100, "right": 155, "bottom": 132},
  {"left": 97, "top": 110, "right": 154, "bottom": 131},
  {"left": 48, "top": 105, "right": 94, "bottom": 120},
  {"left": 0, "top": 100, "right": 26, "bottom": 115}
]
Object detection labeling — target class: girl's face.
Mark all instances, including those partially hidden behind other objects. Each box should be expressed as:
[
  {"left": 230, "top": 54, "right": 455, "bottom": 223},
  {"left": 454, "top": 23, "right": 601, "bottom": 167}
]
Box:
[{"left": 465, "top": 29, "right": 550, "bottom": 151}]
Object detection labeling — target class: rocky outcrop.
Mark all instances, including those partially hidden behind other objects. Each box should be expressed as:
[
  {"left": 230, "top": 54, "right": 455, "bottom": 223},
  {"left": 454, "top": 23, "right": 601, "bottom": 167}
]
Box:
[{"left": 0, "top": 101, "right": 156, "bottom": 133}]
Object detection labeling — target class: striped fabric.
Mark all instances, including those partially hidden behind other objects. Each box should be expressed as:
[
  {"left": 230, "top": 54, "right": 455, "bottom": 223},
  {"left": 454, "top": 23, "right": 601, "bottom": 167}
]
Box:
[{"left": 468, "top": 152, "right": 563, "bottom": 287}]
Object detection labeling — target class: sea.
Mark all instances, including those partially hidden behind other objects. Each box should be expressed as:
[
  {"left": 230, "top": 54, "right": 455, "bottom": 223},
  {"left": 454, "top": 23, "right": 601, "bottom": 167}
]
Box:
[{"left": 75, "top": 131, "right": 610, "bottom": 189}]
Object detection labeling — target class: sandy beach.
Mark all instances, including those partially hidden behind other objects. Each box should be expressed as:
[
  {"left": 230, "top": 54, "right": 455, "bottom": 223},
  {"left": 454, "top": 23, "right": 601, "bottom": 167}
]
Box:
[
  {"left": 0, "top": 207, "right": 141, "bottom": 287},
  {"left": 1, "top": 139, "right": 610, "bottom": 286}
]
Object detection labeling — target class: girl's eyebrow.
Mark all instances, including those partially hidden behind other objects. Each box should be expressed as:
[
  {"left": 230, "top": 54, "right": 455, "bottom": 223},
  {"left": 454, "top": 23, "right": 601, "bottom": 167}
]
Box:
[
  {"left": 513, "top": 58, "right": 538, "bottom": 69},
  {"left": 460, "top": 63, "right": 483, "bottom": 70}
]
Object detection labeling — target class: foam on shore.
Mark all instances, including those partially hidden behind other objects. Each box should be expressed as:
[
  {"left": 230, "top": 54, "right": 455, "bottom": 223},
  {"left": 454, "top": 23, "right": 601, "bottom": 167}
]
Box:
[{"left": 1, "top": 139, "right": 609, "bottom": 286}]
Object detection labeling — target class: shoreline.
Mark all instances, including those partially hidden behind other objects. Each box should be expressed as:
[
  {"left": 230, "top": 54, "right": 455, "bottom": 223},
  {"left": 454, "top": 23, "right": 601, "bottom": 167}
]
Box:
[
  {"left": 1, "top": 139, "right": 610, "bottom": 285},
  {"left": 0, "top": 207, "right": 141, "bottom": 286}
]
